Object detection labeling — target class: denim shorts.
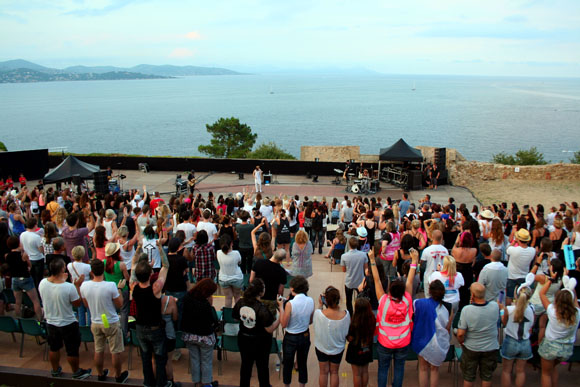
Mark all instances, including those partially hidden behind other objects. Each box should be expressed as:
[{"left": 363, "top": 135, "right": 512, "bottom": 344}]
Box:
[
  {"left": 218, "top": 277, "right": 244, "bottom": 289},
  {"left": 12, "top": 277, "right": 35, "bottom": 292},
  {"left": 500, "top": 335, "right": 532, "bottom": 360},
  {"left": 538, "top": 338, "right": 574, "bottom": 361}
]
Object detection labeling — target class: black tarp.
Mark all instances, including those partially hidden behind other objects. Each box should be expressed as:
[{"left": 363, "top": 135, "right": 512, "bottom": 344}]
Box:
[
  {"left": 379, "top": 138, "right": 423, "bottom": 162},
  {"left": 43, "top": 156, "right": 100, "bottom": 183}
]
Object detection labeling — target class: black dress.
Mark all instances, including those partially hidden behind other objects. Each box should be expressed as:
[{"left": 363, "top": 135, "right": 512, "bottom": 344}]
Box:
[{"left": 345, "top": 325, "right": 373, "bottom": 365}]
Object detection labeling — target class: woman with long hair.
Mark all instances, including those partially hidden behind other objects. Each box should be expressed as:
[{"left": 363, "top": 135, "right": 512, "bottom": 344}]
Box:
[
  {"left": 93, "top": 225, "right": 108, "bottom": 261},
  {"left": 142, "top": 224, "right": 167, "bottom": 272},
  {"left": 538, "top": 276, "right": 580, "bottom": 387},
  {"left": 531, "top": 218, "right": 548, "bottom": 250},
  {"left": 233, "top": 278, "right": 280, "bottom": 387},
  {"left": 550, "top": 218, "right": 567, "bottom": 259},
  {"left": 313, "top": 286, "right": 350, "bottom": 387},
  {"left": 405, "top": 219, "right": 427, "bottom": 250},
  {"left": 251, "top": 217, "right": 272, "bottom": 261},
  {"left": 291, "top": 229, "right": 313, "bottom": 278},
  {"left": 429, "top": 255, "right": 464, "bottom": 313},
  {"left": 274, "top": 209, "right": 292, "bottom": 262},
  {"left": 217, "top": 234, "right": 243, "bottom": 308},
  {"left": 489, "top": 218, "right": 509, "bottom": 262},
  {"left": 530, "top": 256, "right": 564, "bottom": 316},
  {"left": 499, "top": 285, "right": 534, "bottom": 387},
  {"left": 42, "top": 222, "right": 59, "bottom": 255},
  {"left": 326, "top": 228, "right": 346, "bottom": 263},
  {"left": 392, "top": 233, "right": 415, "bottom": 278},
  {"left": 8, "top": 202, "right": 25, "bottom": 236},
  {"left": 181, "top": 278, "right": 219, "bottom": 387},
  {"left": 346, "top": 298, "right": 376, "bottom": 387},
  {"left": 452, "top": 231, "right": 477, "bottom": 310},
  {"left": 411, "top": 280, "right": 452, "bottom": 387}
]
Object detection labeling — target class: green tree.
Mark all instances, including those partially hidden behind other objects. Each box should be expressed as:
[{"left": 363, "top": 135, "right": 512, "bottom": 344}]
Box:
[
  {"left": 248, "top": 142, "right": 296, "bottom": 160},
  {"left": 0, "top": 141, "right": 6, "bottom": 151},
  {"left": 198, "top": 117, "right": 257, "bottom": 158},
  {"left": 491, "top": 146, "right": 547, "bottom": 165},
  {"left": 571, "top": 151, "right": 580, "bottom": 164}
]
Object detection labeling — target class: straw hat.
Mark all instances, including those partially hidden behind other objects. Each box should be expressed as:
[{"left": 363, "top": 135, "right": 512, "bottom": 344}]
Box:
[
  {"left": 105, "top": 242, "right": 121, "bottom": 257},
  {"left": 480, "top": 210, "right": 494, "bottom": 219},
  {"left": 515, "top": 229, "right": 531, "bottom": 242}
]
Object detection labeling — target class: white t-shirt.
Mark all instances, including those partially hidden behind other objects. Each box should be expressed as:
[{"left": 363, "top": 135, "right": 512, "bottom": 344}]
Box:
[
  {"left": 67, "top": 261, "right": 91, "bottom": 284},
  {"left": 20, "top": 230, "right": 44, "bottom": 261},
  {"left": 313, "top": 309, "right": 350, "bottom": 355},
  {"left": 254, "top": 169, "right": 262, "bottom": 182},
  {"left": 176, "top": 222, "right": 197, "bottom": 248},
  {"left": 286, "top": 293, "right": 315, "bottom": 334},
  {"left": 429, "top": 271, "right": 464, "bottom": 305},
  {"left": 38, "top": 279, "right": 79, "bottom": 327},
  {"left": 216, "top": 250, "right": 243, "bottom": 282},
  {"left": 421, "top": 244, "right": 449, "bottom": 278},
  {"left": 260, "top": 205, "right": 274, "bottom": 223},
  {"left": 506, "top": 245, "right": 536, "bottom": 279},
  {"left": 142, "top": 238, "right": 161, "bottom": 268},
  {"left": 80, "top": 280, "right": 120, "bottom": 324},
  {"left": 505, "top": 304, "right": 534, "bottom": 341},
  {"left": 545, "top": 304, "right": 580, "bottom": 343},
  {"left": 197, "top": 221, "right": 218, "bottom": 241}
]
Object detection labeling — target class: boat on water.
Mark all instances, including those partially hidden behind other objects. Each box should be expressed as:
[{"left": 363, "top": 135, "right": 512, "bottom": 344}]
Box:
[{"left": 411, "top": 81, "right": 416, "bottom": 91}]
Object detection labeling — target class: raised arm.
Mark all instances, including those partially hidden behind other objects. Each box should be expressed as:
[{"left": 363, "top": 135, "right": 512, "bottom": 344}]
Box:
[
  {"left": 368, "top": 248, "right": 385, "bottom": 300},
  {"left": 539, "top": 276, "right": 553, "bottom": 311},
  {"left": 406, "top": 249, "right": 419, "bottom": 295}
]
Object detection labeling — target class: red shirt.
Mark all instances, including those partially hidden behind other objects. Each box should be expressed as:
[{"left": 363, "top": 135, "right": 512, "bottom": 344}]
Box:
[
  {"left": 19, "top": 176, "right": 27, "bottom": 186},
  {"left": 149, "top": 198, "right": 164, "bottom": 213},
  {"left": 5, "top": 178, "right": 13, "bottom": 189}
]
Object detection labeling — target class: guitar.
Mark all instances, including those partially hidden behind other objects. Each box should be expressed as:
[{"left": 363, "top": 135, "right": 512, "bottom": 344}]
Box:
[{"left": 188, "top": 177, "right": 196, "bottom": 186}]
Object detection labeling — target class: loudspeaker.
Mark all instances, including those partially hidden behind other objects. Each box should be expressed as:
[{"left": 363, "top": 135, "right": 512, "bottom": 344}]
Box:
[
  {"left": 434, "top": 148, "right": 446, "bottom": 167},
  {"left": 238, "top": 173, "right": 244, "bottom": 180},
  {"left": 93, "top": 171, "right": 109, "bottom": 194},
  {"left": 408, "top": 170, "right": 423, "bottom": 191},
  {"left": 312, "top": 175, "right": 319, "bottom": 183}
]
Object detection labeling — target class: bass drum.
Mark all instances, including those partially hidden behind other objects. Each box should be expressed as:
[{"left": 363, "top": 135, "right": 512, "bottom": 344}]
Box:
[{"left": 351, "top": 184, "right": 360, "bottom": 193}]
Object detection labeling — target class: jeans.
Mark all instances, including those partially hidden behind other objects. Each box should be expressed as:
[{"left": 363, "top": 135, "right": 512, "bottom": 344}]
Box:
[
  {"left": 238, "top": 333, "right": 271, "bottom": 387},
  {"left": 345, "top": 286, "right": 356, "bottom": 318},
  {"left": 239, "top": 247, "right": 254, "bottom": 275},
  {"left": 283, "top": 331, "right": 310, "bottom": 385},
  {"left": 187, "top": 341, "right": 214, "bottom": 384},
  {"left": 165, "top": 290, "right": 186, "bottom": 330},
  {"left": 77, "top": 303, "right": 91, "bottom": 327},
  {"left": 311, "top": 229, "right": 325, "bottom": 253},
  {"left": 30, "top": 259, "right": 45, "bottom": 291},
  {"left": 376, "top": 343, "right": 408, "bottom": 387},
  {"left": 120, "top": 288, "right": 130, "bottom": 337},
  {"left": 136, "top": 325, "right": 168, "bottom": 387}
]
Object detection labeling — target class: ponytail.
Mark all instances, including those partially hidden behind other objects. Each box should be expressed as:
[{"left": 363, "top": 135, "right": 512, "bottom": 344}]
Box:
[
  {"left": 443, "top": 255, "right": 457, "bottom": 287},
  {"left": 513, "top": 287, "right": 531, "bottom": 323},
  {"left": 220, "top": 234, "right": 232, "bottom": 254}
]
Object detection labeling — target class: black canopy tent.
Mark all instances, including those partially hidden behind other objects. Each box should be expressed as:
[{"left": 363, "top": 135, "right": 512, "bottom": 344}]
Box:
[
  {"left": 43, "top": 156, "right": 100, "bottom": 183},
  {"left": 379, "top": 138, "right": 423, "bottom": 162}
]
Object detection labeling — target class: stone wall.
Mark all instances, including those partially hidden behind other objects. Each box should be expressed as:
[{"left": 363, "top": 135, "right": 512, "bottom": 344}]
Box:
[
  {"left": 300, "top": 146, "right": 360, "bottom": 162},
  {"left": 449, "top": 161, "right": 580, "bottom": 186}
]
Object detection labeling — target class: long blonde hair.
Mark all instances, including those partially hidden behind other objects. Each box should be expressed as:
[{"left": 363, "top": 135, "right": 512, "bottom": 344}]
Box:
[
  {"left": 442, "top": 255, "right": 457, "bottom": 286},
  {"left": 513, "top": 286, "right": 532, "bottom": 323}
]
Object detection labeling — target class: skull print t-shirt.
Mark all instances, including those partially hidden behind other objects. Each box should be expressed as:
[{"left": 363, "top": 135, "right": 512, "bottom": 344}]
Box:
[{"left": 233, "top": 298, "right": 275, "bottom": 337}]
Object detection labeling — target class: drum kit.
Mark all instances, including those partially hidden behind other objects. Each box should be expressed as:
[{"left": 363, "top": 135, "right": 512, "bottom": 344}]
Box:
[
  {"left": 346, "top": 173, "right": 379, "bottom": 195},
  {"left": 108, "top": 174, "right": 126, "bottom": 193}
]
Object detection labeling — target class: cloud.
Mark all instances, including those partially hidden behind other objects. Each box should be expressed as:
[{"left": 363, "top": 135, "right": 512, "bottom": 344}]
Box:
[
  {"left": 185, "top": 31, "right": 202, "bottom": 40},
  {"left": 503, "top": 14, "right": 527, "bottom": 23},
  {"left": 64, "top": 0, "right": 141, "bottom": 17},
  {"left": 169, "top": 48, "right": 194, "bottom": 58},
  {"left": 0, "top": 11, "right": 26, "bottom": 23},
  {"left": 417, "top": 23, "right": 580, "bottom": 41}
]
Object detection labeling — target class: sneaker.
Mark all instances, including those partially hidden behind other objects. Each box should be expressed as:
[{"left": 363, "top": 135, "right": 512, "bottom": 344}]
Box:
[
  {"left": 50, "top": 366, "right": 62, "bottom": 378},
  {"left": 72, "top": 368, "right": 92, "bottom": 380},
  {"left": 97, "top": 369, "right": 109, "bottom": 381},
  {"left": 115, "top": 370, "right": 130, "bottom": 384}
]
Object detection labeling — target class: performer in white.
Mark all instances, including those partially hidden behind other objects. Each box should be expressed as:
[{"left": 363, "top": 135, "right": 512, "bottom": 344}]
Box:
[{"left": 253, "top": 165, "right": 262, "bottom": 193}]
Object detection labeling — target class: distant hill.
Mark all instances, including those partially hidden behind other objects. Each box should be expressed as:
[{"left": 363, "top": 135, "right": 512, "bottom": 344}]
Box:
[
  {"left": 0, "top": 68, "right": 169, "bottom": 83},
  {"left": 0, "top": 59, "right": 243, "bottom": 83}
]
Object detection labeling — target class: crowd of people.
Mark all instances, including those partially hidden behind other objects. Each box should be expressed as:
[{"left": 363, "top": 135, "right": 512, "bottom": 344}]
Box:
[{"left": 0, "top": 180, "right": 579, "bottom": 387}]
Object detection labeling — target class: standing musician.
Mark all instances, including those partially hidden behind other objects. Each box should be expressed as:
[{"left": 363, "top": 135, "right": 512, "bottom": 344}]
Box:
[
  {"left": 187, "top": 170, "right": 196, "bottom": 194},
  {"left": 342, "top": 159, "right": 351, "bottom": 184}
]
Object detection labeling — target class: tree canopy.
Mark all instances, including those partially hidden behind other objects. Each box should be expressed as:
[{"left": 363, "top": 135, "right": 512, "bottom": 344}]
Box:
[
  {"left": 198, "top": 117, "right": 257, "bottom": 158},
  {"left": 0, "top": 141, "right": 6, "bottom": 151},
  {"left": 571, "top": 151, "right": 580, "bottom": 164},
  {"left": 491, "top": 146, "right": 547, "bottom": 165},
  {"left": 248, "top": 142, "right": 296, "bottom": 160}
]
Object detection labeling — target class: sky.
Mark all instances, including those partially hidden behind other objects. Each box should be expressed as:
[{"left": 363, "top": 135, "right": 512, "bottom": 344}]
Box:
[{"left": 1, "top": 0, "right": 580, "bottom": 77}]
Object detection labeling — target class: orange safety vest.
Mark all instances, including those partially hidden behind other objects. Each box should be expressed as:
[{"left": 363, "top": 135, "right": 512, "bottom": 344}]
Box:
[{"left": 377, "top": 292, "right": 413, "bottom": 348}]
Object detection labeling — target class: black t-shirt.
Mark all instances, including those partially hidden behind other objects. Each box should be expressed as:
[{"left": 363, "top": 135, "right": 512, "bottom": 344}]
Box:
[
  {"left": 473, "top": 258, "right": 491, "bottom": 282},
  {"left": 235, "top": 223, "right": 254, "bottom": 249},
  {"left": 165, "top": 254, "right": 188, "bottom": 292},
  {"left": 276, "top": 218, "right": 291, "bottom": 244},
  {"left": 232, "top": 298, "right": 275, "bottom": 337},
  {"left": 252, "top": 259, "right": 287, "bottom": 300},
  {"left": 6, "top": 251, "right": 29, "bottom": 278}
]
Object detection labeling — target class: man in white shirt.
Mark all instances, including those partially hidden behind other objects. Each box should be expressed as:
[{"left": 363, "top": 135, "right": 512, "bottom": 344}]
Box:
[
  {"left": 39, "top": 258, "right": 91, "bottom": 380},
  {"left": 253, "top": 165, "right": 262, "bottom": 193},
  {"left": 175, "top": 210, "right": 197, "bottom": 248},
  {"left": 196, "top": 209, "right": 218, "bottom": 241},
  {"left": 20, "top": 218, "right": 44, "bottom": 289},
  {"left": 81, "top": 260, "right": 128, "bottom": 383},
  {"left": 506, "top": 229, "right": 536, "bottom": 305},
  {"left": 421, "top": 230, "right": 449, "bottom": 297}
]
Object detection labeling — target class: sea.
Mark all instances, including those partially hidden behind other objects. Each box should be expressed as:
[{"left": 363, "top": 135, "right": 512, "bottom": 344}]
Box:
[{"left": 1, "top": 74, "right": 579, "bottom": 163}]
